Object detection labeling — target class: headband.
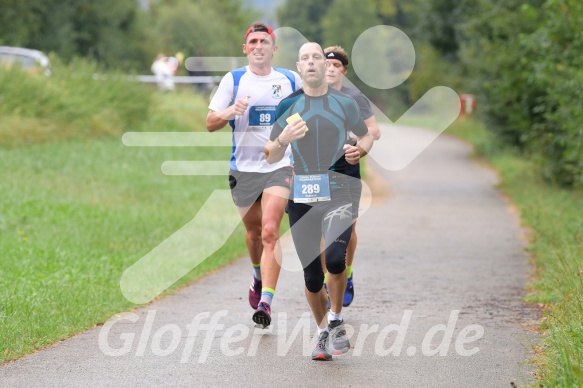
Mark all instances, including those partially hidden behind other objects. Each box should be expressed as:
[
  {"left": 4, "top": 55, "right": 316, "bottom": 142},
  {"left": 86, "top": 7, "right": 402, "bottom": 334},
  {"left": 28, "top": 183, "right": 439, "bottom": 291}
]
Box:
[
  {"left": 325, "top": 51, "right": 348, "bottom": 66},
  {"left": 244, "top": 25, "right": 276, "bottom": 42}
]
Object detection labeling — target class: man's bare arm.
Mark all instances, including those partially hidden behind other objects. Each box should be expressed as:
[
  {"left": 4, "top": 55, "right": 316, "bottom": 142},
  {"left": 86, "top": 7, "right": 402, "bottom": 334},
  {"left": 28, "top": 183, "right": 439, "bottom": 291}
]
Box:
[
  {"left": 344, "top": 132, "right": 374, "bottom": 165},
  {"left": 364, "top": 116, "right": 381, "bottom": 140},
  {"left": 205, "top": 96, "right": 250, "bottom": 132}
]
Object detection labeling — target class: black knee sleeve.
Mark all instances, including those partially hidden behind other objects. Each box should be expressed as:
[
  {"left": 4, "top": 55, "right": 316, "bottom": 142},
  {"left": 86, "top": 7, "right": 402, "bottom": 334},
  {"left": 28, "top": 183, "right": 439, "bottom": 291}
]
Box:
[
  {"left": 324, "top": 225, "right": 351, "bottom": 274},
  {"left": 304, "top": 258, "right": 325, "bottom": 293},
  {"left": 325, "top": 242, "right": 347, "bottom": 274}
]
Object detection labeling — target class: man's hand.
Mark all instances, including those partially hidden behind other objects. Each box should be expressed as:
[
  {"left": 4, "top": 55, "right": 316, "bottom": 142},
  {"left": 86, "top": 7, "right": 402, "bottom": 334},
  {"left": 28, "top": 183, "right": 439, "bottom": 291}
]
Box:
[
  {"left": 264, "top": 117, "right": 308, "bottom": 164},
  {"left": 279, "top": 118, "right": 307, "bottom": 144},
  {"left": 233, "top": 96, "right": 250, "bottom": 117},
  {"left": 207, "top": 96, "right": 252, "bottom": 131},
  {"left": 343, "top": 144, "right": 361, "bottom": 165}
]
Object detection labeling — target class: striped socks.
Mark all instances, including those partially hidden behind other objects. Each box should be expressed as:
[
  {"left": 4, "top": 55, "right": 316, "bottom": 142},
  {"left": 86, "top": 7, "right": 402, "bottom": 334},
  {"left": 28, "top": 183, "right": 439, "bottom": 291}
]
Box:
[{"left": 260, "top": 287, "right": 275, "bottom": 306}]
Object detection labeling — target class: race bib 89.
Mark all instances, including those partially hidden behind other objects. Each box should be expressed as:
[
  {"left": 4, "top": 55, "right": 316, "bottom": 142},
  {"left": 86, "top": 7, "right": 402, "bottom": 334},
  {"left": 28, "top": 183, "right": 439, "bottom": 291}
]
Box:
[{"left": 249, "top": 106, "right": 276, "bottom": 128}]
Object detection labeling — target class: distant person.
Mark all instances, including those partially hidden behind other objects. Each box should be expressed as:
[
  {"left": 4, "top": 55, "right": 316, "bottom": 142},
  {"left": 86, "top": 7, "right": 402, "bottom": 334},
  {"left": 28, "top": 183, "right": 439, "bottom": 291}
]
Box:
[
  {"left": 151, "top": 54, "right": 180, "bottom": 91},
  {"left": 265, "top": 42, "right": 373, "bottom": 361},
  {"left": 321, "top": 45, "right": 381, "bottom": 308},
  {"left": 205, "top": 22, "right": 302, "bottom": 327}
]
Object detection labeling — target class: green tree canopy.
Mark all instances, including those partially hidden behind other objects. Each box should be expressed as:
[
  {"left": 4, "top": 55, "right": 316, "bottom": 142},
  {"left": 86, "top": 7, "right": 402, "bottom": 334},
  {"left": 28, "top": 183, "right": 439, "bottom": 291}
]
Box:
[
  {"left": 276, "top": 0, "right": 333, "bottom": 42},
  {"left": 0, "top": 0, "right": 257, "bottom": 70},
  {"left": 0, "top": 0, "right": 141, "bottom": 67}
]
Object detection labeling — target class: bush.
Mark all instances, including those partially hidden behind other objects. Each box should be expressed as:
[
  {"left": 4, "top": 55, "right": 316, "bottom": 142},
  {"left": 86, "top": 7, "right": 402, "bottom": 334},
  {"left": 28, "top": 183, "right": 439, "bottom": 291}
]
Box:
[
  {"left": 523, "top": 0, "right": 583, "bottom": 187},
  {"left": 0, "top": 55, "right": 152, "bottom": 146},
  {"left": 457, "top": 0, "right": 583, "bottom": 188}
]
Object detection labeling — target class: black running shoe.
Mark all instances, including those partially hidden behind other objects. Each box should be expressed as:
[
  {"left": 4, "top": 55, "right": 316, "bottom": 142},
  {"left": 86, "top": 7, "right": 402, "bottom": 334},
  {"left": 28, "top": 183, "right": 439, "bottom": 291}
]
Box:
[
  {"left": 328, "top": 319, "right": 350, "bottom": 355},
  {"left": 312, "top": 330, "right": 332, "bottom": 361},
  {"left": 252, "top": 302, "right": 271, "bottom": 328}
]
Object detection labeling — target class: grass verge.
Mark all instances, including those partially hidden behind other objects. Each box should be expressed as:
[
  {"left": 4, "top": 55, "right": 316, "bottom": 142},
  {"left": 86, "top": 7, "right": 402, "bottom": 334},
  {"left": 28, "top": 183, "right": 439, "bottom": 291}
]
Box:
[
  {"left": 446, "top": 117, "right": 583, "bottom": 386},
  {"left": 0, "top": 67, "right": 249, "bottom": 363}
]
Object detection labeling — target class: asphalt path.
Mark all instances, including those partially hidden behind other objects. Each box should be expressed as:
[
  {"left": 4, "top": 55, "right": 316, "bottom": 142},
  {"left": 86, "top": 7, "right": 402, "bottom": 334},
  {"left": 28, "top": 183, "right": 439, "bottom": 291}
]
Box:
[{"left": 0, "top": 125, "right": 540, "bottom": 387}]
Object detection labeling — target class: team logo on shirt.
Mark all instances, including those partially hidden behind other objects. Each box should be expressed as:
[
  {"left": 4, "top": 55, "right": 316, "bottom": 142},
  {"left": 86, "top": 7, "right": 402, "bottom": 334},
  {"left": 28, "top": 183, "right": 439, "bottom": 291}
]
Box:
[{"left": 272, "top": 85, "right": 283, "bottom": 99}]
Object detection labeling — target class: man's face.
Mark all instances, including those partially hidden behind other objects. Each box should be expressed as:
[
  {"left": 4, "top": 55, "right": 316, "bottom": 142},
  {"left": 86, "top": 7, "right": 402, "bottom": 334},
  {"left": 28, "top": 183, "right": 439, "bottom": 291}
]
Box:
[
  {"left": 325, "top": 58, "right": 347, "bottom": 88},
  {"left": 243, "top": 32, "right": 276, "bottom": 68},
  {"left": 296, "top": 43, "right": 327, "bottom": 86}
]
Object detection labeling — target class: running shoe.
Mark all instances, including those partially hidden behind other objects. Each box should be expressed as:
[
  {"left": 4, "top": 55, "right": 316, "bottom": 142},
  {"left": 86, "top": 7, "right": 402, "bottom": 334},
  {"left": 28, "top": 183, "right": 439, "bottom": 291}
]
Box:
[
  {"left": 311, "top": 330, "right": 332, "bottom": 361},
  {"left": 328, "top": 319, "right": 350, "bottom": 355},
  {"left": 248, "top": 276, "right": 262, "bottom": 309},
  {"left": 343, "top": 274, "right": 354, "bottom": 307},
  {"left": 252, "top": 301, "right": 271, "bottom": 328},
  {"left": 323, "top": 282, "right": 331, "bottom": 310}
]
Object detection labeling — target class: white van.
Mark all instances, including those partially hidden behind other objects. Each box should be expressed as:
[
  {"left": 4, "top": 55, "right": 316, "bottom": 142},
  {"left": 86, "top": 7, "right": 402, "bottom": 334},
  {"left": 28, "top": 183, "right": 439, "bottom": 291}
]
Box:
[{"left": 0, "top": 46, "right": 51, "bottom": 76}]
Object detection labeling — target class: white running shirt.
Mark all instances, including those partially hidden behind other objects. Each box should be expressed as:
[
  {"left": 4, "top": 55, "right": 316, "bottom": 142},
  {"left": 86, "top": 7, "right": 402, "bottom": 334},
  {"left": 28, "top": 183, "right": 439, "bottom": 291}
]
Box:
[{"left": 209, "top": 66, "right": 302, "bottom": 172}]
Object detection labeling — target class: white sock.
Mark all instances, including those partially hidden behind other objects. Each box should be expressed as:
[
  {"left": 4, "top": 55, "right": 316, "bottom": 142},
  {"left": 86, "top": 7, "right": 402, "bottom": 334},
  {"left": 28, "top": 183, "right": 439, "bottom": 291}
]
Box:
[
  {"left": 317, "top": 326, "right": 328, "bottom": 335},
  {"left": 328, "top": 311, "right": 342, "bottom": 323}
]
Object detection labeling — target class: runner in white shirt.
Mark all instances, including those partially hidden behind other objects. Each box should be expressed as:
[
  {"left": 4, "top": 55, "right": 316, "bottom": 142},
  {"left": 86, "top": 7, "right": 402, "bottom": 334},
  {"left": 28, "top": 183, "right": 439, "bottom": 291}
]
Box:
[{"left": 206, "top": 22, "right": 302, "bottom": 327}]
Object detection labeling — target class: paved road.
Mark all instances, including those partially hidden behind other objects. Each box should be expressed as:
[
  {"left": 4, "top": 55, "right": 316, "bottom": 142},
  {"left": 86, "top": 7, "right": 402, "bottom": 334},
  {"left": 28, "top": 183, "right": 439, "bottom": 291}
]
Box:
[{"left": 0, "top": 126, "right": 539, "bottom": 387}]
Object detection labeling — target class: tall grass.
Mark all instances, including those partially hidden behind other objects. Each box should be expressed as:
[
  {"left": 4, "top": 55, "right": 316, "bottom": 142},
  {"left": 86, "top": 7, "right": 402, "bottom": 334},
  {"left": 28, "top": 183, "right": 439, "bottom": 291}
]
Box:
[
  {"left": 446, "top": 118, "right": 583, "bottom": 386},
  {"left": 0, "top": 57, "right": 156, "bottom": 145}
]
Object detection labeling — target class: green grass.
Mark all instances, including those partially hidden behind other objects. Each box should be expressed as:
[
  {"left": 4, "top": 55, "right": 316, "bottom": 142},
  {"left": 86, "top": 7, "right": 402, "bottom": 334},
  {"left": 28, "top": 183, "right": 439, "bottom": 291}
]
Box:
[
  {"left": 446, "top": 117, "right": 583, "bottom": 386},
  {"left": 0, "top": 66, "right": 249, "bottom": 363}
]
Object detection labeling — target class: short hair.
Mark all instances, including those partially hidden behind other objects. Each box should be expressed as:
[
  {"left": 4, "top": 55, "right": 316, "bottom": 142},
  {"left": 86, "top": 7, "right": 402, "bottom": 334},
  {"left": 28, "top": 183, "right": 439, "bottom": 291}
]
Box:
[
  {"left": 298, "top": 42, "right": 325, "bottom": 59},
  {"left": 244, "top": 22, "right": 275, "bottom": 43},
  {"left": 324, "top": 45, "right": 349, "bottom": 68}
]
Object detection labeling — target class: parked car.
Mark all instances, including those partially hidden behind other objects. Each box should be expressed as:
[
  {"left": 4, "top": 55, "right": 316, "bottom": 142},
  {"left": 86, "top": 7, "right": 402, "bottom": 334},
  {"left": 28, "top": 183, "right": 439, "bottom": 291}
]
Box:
[{"left": 0, "top": 46, "right": 51, "bottom": 76}]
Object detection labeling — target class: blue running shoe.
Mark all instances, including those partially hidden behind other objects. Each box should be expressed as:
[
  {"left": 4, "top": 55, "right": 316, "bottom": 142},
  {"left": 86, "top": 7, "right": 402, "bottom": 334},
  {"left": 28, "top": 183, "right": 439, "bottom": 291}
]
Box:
[
  {"left": 343, "top": 274, "right": 354, "bottom": 307},
  {"left": 323, "top": 282, "right": 331, "bottom": 309}
]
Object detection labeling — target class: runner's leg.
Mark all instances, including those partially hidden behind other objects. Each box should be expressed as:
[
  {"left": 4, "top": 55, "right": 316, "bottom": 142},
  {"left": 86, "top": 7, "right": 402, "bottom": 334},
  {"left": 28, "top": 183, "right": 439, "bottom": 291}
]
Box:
[
  {"left": 259, "top": 186, "right": 289, "bottom": 297},
  {"left": 322, "top": 202, "right": 353, "bottom": 314},
  {"left": 237, "top": 201, "right": 263, "bottom": 266}
]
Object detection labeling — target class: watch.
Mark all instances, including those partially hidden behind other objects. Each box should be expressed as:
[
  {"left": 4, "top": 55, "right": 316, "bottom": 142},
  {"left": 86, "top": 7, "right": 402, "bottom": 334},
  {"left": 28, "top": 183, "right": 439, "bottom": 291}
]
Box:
[{"left": 277, "top": 136, "right": 288, "bottom": 149}]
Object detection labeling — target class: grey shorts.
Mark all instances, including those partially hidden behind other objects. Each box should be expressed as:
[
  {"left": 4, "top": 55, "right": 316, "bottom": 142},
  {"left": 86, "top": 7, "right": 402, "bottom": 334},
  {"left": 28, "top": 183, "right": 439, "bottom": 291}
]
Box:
[{"left": 228, "top": 167, "right": 293, "bottom": 207}]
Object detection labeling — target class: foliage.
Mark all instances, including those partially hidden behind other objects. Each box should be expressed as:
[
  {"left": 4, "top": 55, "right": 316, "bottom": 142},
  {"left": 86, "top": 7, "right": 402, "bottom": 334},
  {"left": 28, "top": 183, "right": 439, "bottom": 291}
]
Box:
[
  {"left": 456, "top": 0, "right": 544, "bottom": 145},
  {"left": 407, "top": 43, "right": 465, "bottom": 103},
  {"left": 0, "top": 0, "right": 257, "bottom": 71},
  {"left": 321, "top": 0, "right": 381, "bottom": 51},
  {"left": 0, "top": 57, "right": 152, "bottom": 146},
  {"left": 523, "top": 0, "right": 583, "bottom": 187},
  {"left": 454, "top": 0, "right": 583, "bottom": 187},
  {"left": 415, "top": 0, "right": 462, "bottom": 61},
  {"left": 0, "top": 0, "right": 143, "bottom": 69},
  {"left": 146, "top": 0, "right": 258, "bottom": 58},
  {"left": 275, "top": 0, "right": 333, "bottom": 42}
]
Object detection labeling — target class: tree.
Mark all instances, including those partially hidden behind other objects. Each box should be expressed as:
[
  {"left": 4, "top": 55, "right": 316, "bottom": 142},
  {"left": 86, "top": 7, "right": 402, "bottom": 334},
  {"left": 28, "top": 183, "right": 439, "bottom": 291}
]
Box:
[
  {"left": 276, "top": 0, "right": 333, "bottom": 42},
  {"left": 0, "top": 0, "right": 255, "bottom": 70},
  {"left": 452, "top": 0, "right": 583, "bottom": 187},
  {"left": 0, "top": 0, "right": 142, "bottom": 68},
  {"left": 0, "top": 0, "right": 43, "bottom": 47},
  {"left": 521, "top": 0, "right": 583, "bottom": 186},
  {"left": 416, "top": 0, "right": 463, "bottom": 61},
  {"left": 321, "top": 0, "right": 381, "bottom": 51}
]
